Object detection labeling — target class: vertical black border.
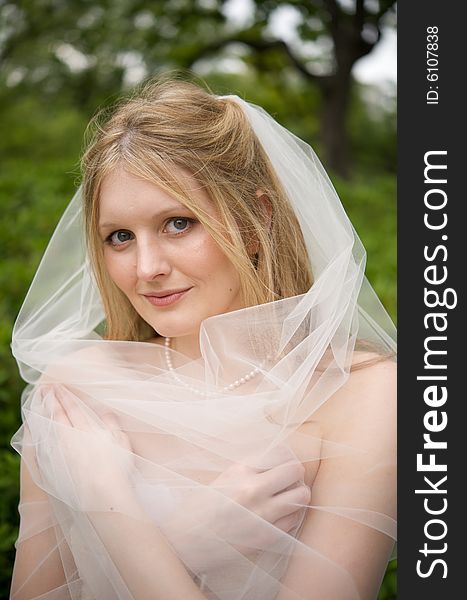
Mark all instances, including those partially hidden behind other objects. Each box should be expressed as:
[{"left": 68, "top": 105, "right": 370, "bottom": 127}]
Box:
[{"left": 398, "top": 2, "right": 465, "bottom": 597}]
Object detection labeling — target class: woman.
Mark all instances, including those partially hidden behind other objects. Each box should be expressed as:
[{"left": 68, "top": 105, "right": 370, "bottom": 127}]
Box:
[{"left": 10, "top": 76, "right": 396, "bottom": 600}]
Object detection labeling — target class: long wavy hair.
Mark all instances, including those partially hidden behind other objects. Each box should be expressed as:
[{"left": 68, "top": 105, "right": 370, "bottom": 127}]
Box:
[{"left": 81, "top": 74, "right": 313, "bottom": 341}]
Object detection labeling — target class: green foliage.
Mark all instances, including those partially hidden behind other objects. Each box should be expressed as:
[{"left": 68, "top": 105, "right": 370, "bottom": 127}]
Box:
[
  {"left": 333, "top": 173, "right": 397, "bottom": 322},
  {"left": 0, "top": 89, "right": 83, "bottom": 595},
  {"left": 349, "top": 82, "right": 397, "bottom": 175},
  {"left": 378, "top": 559, "right": 397, "bottom": 600}
]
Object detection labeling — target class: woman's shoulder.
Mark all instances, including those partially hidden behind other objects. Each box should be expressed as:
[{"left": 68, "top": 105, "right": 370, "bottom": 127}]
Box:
[
  {"left": 38, "top": 341, "right": 124, "bottom": 383},
  {"left": 315, "top": 350, "right": 396, "bottom": 444},
  {"left": 348, "top": 350, "right": 396, "bottom": 395},
  {"left": 39, "top": 337, "right": 169, "bottom": 384}
]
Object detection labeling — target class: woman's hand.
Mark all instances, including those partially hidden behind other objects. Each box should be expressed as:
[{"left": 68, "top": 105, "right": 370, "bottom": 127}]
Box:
[
  {"left": 40, "top": 384, "right": 135, "bottom": 509},
  {"left": 207, "top": 445, "right": 311, "bottom": 553},
  {"left": 163, "top": 445, "right": 311, "bottom": 567}
]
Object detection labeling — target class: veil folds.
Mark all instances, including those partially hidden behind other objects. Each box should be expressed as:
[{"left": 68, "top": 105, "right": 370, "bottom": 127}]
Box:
[{"left": 10, "top": 96, "right": 396, "bottom": 599}]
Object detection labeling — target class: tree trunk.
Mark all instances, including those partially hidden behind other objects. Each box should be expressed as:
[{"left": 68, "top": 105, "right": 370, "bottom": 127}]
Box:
[{"left": 319, "top": 69, "right": 353, "bottom": 179}]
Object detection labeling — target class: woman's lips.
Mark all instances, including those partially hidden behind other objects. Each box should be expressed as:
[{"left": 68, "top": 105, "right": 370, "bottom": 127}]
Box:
[{"left": 144, "top": 288, "right": 191, "bottom": 307}]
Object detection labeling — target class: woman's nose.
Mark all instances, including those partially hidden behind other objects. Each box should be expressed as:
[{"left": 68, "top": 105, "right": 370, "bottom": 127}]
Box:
[{"left": 135, "top": 240, "right": 171, "bottom": 281}]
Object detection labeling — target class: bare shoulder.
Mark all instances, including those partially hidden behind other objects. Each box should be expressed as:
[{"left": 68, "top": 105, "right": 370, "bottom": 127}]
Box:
[
  {"left": 350, "top": 349, "right": 396, "bottom": 378},
  {"left": 276, "top": 352, "right": 397, "bottom": 599},
  {"left": 39, "top": 343, "right": 110, "bottom": 380},
  {"left": 347, "top": 350, "right": 396, "bottom": 407},
  {"left": 348, "top": 350, "right": 396, "bottom": 410},
  {"left": 39, "top": 340, "right": 166, "bottom": 389},
  {"left": 315, "top": 351, "right": 396, "bottom": 447}
]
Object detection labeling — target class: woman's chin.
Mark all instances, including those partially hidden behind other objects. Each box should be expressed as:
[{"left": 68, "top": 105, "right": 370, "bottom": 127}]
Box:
[{"left": 146, "top": 321, "right": 201, "bottom": 342}]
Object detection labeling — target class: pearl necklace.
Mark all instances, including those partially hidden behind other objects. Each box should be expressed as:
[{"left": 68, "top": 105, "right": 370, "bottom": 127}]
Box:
[{"left": 164, "top": 337, "right": 270, "bottom": 397}]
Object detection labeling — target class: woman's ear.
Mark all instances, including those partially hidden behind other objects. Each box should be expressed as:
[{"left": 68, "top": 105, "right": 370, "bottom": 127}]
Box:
[{"left": 255, "top": 190, "right": 273, "bottom": 231}]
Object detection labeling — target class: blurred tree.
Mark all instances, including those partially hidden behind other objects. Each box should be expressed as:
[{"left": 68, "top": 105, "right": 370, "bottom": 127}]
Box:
[
  {"left": 0, "top": 0, "right": 396, "bottom": 177},
  {"left": 188, "top": 0, "right": 397, "bottom": 177}
]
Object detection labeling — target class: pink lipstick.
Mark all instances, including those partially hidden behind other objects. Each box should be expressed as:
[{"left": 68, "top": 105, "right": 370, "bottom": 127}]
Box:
[{"left": 143, "top": 288, "right": 191, "bottom": 307}]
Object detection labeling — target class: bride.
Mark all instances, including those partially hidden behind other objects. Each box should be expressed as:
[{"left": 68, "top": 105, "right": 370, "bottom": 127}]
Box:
[{"left": 9, "top": 76, "right": 396, "bottom": 599}]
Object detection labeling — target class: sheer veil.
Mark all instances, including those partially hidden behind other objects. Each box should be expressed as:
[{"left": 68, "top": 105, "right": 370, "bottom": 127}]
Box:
[{"left": 10, "top": 92, "right": 396, "bottom": 600}]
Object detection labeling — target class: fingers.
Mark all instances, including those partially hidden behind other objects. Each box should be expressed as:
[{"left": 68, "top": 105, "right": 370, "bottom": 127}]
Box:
[
  {"left": 273, "top": 510, "right": 304, "bottom": 535},
  {"left": 57, "top": 386, "right": 104, "bottom": 433},
  {"left": 258, "top": 459, "right": 306, "bottom": 496},
  {"left": 42, "top": 387, "right": 72, "bottom": 427},
  {"left": 100, "top": 411, "right": 121, "bottom": 430},
  {"left": 250, "top": 444, "right": 298, "bottom": 472},
  {"left": 269, "top": 483, "right": 311, "bottom": 522},
  {"left": 46, "top": 385, "right": 113, "bottom": 436},
  {"left": 42, "top": 385, "right": 77, "bottom": 425},
  {"left": 101, "top": 412, "right": 133, "bottom": 452}
]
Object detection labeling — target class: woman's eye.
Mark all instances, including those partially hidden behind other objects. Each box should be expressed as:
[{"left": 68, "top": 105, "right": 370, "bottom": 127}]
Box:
[
  {"left": 104, "top": 219, "right": 194, "bottom": 246},
  {"left": 165, "top": 218, "right": 194, "bottom": 234},
  {"left": 107, "top": 230, "right": 133, "bottom": 246}
]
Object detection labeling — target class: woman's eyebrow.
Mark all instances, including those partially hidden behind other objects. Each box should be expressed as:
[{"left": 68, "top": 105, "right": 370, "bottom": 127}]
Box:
[{"left": 98, "top": 207, "right": 193, "bottom": 231}]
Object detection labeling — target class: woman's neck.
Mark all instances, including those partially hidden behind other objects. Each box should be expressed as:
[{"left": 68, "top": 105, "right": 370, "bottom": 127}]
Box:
[
  {"left": 169, "top": 334, "right": 202, "bottom": 361},
  {"left": 150, "top": 333, "right": 202, "bottom": 361}
]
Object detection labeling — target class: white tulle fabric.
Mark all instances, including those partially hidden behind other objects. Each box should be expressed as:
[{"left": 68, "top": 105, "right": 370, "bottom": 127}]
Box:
[{"left": 10, "top": 96, "right": 396, "bottom": 599}]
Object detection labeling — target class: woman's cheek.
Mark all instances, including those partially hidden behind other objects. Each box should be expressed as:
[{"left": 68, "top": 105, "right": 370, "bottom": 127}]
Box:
[
  {"left": 104, "top": 253, "right": 134, "bottom": 292},
  {"left": 190, "top": 234, "right": 229, "bottom": 271},
  {"left": 181, "top": 234, "right": 220, "bottom": 275}
]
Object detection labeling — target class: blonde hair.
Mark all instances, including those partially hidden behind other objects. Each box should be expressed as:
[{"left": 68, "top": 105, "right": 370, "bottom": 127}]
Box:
[{"left": 80, "top": 74, "right": 313, "bottom": 341}]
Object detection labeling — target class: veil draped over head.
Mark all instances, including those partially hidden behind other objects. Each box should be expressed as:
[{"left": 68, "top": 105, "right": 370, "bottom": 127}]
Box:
[{"left": 10, "top": 91, "right": 396, "bottom": 600}]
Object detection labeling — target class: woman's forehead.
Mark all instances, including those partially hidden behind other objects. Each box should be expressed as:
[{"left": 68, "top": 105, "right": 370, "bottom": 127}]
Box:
[{"left": 98, "top": 166, "right": 213, "bottom": 220}]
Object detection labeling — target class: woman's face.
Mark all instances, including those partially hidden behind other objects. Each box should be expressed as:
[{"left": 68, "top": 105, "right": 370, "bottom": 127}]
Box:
[{"left": 98, "top": 167, "right": 244, "bottom": 356}]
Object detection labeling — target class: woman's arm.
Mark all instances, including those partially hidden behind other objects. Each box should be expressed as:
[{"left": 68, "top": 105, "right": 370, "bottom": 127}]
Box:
[
  {"left": 276, "top": 357, "right": 397, "bottom": 600},
  {"left": 52, "top": 383, "right": 209, "bottom": 600},
  {"left": 11, "top": 383, "right": 207, "bottom": 600},
  {"left": 85, "top": 489, "right": 207, "bottom": 600},
  {"left": 11, "top": 458, "right": 206, "bottom": 600},
  {"left": 10, "top": 438, "right": 69, "bottom": 599}
]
